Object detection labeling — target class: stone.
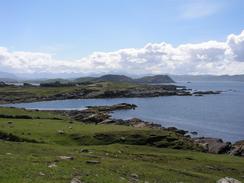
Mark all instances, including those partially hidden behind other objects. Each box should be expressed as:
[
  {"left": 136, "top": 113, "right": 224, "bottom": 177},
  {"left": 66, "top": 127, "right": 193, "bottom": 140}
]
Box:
[
  {"left": 194, "top": 138, "right": 231, "bottom": 154},
  {"left": 39, "top": 172, "right": 45, "bottom": 176},
  {"left": 86, "top": 160, "right": 101, "bottom": 164},
  {"left": 70, "top": 177, "right": 82, "bottom": 183},
  {"left": 217, "top": 177, "right": 242, "bottom": 183},
  {"left": 48, "top": 163, "right": 57, "bottom": 168},
  {"left": 57, "top": 130, "right": 65, "bottom": 134},
  {"left": 58, "top": 156, "right": 74, "bottom": 160}
]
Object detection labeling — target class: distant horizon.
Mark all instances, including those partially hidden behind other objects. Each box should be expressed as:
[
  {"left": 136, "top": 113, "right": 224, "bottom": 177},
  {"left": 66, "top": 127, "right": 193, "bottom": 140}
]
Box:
[{"left": 1, "top": 70, "right": 244, "bottom": 81}]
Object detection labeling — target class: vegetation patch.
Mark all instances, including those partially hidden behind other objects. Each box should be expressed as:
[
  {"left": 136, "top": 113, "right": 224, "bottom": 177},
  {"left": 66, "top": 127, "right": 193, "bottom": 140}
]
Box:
[{"left": 0, "top": 131, "right": 38, "bottom": 143}]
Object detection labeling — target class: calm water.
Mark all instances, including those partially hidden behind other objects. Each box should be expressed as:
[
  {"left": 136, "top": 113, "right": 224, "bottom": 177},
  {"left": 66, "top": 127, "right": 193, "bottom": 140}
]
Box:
[{"left": 3, "top": 81, "right": 244, "bottom": 142}]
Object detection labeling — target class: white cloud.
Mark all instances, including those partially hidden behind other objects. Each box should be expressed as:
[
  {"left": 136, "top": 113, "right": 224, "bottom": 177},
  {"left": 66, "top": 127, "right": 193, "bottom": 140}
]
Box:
[{"left": 1, "top": 30, "right": 244, "bottom": 77}]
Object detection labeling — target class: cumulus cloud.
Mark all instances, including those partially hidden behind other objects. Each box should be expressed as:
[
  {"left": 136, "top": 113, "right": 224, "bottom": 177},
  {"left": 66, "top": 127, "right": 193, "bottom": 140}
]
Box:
[{"left": 1, "top": 30, "right": 244, "bottom": 77}]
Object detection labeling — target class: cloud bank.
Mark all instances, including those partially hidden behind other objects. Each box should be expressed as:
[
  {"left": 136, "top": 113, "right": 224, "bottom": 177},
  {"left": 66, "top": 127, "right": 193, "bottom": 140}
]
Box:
[{"left": 1, "top": 30, "right": 244, "bottom": 77}]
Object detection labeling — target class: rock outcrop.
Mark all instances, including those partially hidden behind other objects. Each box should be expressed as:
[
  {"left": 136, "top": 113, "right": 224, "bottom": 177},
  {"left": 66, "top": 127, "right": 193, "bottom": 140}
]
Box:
[
  {"left": 193, "top": 137, "right": 231, "bottom": 154},
  {"left": 230, "top": 140, "right": 244, "bottom": 156}
]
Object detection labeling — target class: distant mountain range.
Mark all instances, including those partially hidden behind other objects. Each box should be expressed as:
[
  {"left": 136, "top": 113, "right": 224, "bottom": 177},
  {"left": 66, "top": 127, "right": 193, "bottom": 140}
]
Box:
[
  {"left": 1, "top": 71, "right": 244, "bottom": 84},
  {"left": 170, "top": 75, "right": 244, "bottom": 82},
  {"left": 0, "top": 71, "right": 18, "bottom": 82},
  {"left": 74, "top": 74, "right": 175, "bottom": 84},
  {"left": 26, "top": 74, "right": 175, "bottom": 84},
  {"left": 135, "top": 75, "right": 174, "bottom": 83}
]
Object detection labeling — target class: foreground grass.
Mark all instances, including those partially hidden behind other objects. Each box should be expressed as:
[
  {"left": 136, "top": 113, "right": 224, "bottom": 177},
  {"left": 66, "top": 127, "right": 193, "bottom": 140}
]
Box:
[
  {"left": 1, "top": 142, "right": 244, "bottom": 183},
  {"left": 0, "top": 107, "right": 244, "bottom": 183}
]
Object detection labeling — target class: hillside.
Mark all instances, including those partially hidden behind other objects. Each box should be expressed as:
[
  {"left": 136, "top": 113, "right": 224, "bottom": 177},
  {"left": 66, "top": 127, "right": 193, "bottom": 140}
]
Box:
[
  {"left": 75, "top": 74, "right": 175, "bottom": 84},
  {"left": 74, "top": 76, "right": 96, "bottom": 83},
  {"left": 135, "top": 75, "right": 175, "bottom": 83},
  {"left": 94, "top": 74, "right": 134, "bottom": 83}
]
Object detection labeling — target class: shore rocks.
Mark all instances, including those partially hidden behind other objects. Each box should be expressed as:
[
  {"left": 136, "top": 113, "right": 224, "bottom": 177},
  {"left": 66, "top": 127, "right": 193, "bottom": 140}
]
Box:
[
  {"left": 62, "top": 103, "right": 138, "bottom": 124},
  {"left": 230, "top": 140, "right": 244, "bottom": 156},
  {"left": 193, "top": 90, "right": 221, "bottom": 95},
  {"left": 55, "top": 103, "right": 243, "bottom": 157},
  {"left": 87, "top": 103, "right": 137, "bottom": 112},
  {"left": 167, "top": 127, "right": 188, "bottom": 135},
  {"left": 194, "top": 138, "right": 231, "bottom": 154}
]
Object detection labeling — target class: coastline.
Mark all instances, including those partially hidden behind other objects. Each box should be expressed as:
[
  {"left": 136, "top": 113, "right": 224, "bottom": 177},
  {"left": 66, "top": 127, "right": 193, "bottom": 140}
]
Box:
[
  {"left": 0, "top": 81, "right": 222, "bottom": 104},
  {"left": 42, "top": 102, "right": 244, "bottom": 157}
]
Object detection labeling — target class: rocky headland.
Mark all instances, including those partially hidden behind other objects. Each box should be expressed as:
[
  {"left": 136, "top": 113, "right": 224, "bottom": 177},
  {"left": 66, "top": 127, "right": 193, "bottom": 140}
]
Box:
[{"left": 0, "top": 80, "right": 222, "bottom": 104}]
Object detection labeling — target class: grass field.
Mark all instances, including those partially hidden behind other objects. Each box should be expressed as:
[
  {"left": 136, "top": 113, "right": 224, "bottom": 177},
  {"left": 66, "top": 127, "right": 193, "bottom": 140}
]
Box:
[
  {"left": 0, "top": 107, "right": 244, "bottom": 183},
  {"left": 0, "top": 82, "right": 139, "bottom": 104}
]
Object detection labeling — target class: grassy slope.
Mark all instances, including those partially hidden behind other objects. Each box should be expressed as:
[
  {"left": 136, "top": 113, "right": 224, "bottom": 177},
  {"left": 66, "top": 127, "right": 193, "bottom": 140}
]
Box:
[{"left": 0, "top": 107, "right": 244, "bottom": 183}]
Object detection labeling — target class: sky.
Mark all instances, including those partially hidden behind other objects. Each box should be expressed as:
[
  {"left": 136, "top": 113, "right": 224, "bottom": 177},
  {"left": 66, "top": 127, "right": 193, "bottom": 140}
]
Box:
[{"left": 0, "top": 0, "right": 244, "bottom": 78}]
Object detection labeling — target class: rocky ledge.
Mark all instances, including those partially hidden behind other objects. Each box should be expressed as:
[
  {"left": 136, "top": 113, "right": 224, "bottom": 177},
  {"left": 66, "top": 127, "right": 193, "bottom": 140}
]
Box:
[
  {"left": 55, "top": 103, "right": 243, "bottom": 157},
  {"left": 193, "top": 137, "right": 244, "bottom": 157}
]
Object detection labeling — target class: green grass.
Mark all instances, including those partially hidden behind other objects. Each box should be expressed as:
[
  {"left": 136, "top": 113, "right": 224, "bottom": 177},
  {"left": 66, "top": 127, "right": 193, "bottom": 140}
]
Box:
[
  {"left": 1, "top": 142, "right": 244, "bottom": 183},
  {"left": 0, "top": 107, "right": 244, "bottom": 183},
  {"left": 0, "top": 107, "right": 63, "bottom": 119},
  {"left": 0, "top": 81, "right": 140, "bottom": 104}
]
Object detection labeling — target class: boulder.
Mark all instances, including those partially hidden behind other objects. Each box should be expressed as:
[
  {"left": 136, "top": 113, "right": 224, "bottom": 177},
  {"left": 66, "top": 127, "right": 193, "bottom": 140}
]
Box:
[
  {"left": 58, "top": 156, "right": 74, "bottom": 160},
  {"left": 230, "top": 140, "right": 244, "bottom": 156},
  {"left": 39, "top": 172, "right": 45, "bottom": 176},
  {"left": 57, "top": 130, "right": 65, "bottom": 135},
  {"left": 194, "top": 138, "right": 231, "bottom": 154},
  {"left": 70, "top": 177, "right": 82, "bottom": 183},
  {"left": 48, "top": 163, "right": 57, "bottom": 168},
  {"left": 217, "top": 177, "right": 242, "bottom": 183}
]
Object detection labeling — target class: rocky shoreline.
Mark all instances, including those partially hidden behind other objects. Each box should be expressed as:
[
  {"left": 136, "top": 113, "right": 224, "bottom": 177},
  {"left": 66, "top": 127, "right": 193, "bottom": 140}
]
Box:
[{"left": 52, "top": 103, "right": 243, "bottom": 157}]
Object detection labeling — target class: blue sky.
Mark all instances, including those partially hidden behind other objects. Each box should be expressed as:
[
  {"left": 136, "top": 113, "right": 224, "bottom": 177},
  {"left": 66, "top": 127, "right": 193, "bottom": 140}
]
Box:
[
  {"left": 0, "top": 0, "right": 243, "bottom": 59},
  {"left": 0, "top": 0, "right": 244, "bottom": 77}
]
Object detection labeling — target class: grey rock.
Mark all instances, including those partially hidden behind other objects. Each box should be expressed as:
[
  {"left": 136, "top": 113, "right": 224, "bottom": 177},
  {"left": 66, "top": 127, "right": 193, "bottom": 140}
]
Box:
[
  {"left": 57, "top": 130, "right": 65, "bottom": 134},
  {"left": 86, "top": 160, "right": 101, "bottom": 164},
  {"left": 70, "top": 177, "right": 82, "bottom": 183},
  {"left": 217, "top": 177, "right": 242, "bottom": 183},
  {"left": 58, "top": 156, "right": 74, "bottom": 160},
  {"left": 194, "top": 138, "right": 231, "bottom": 154},
  {"left": 48, "top": 162, "right": 57, "bottom": 168}
]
